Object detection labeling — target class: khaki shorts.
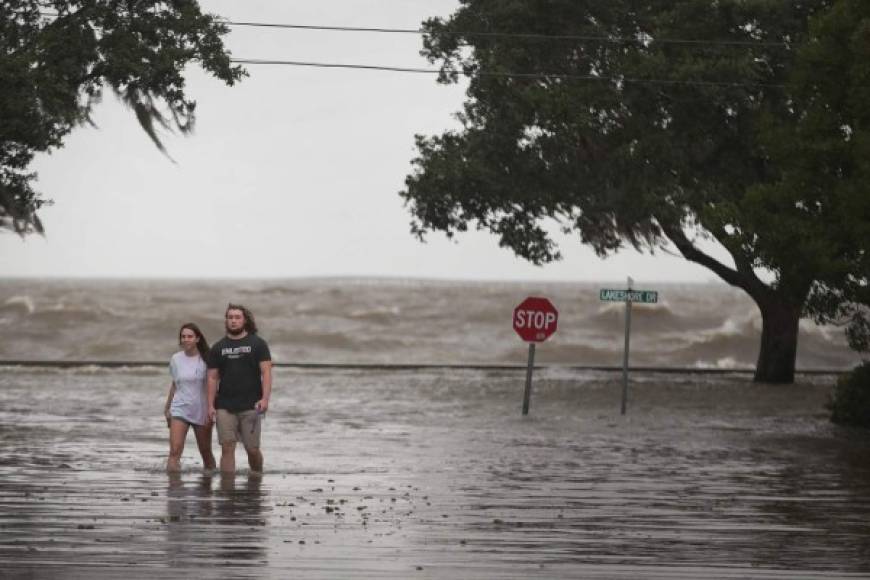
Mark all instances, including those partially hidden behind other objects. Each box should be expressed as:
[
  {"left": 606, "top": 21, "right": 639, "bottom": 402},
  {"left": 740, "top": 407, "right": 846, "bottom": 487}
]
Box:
[{"left": 216, "top": 409, "right": 262, "bottom": 449}]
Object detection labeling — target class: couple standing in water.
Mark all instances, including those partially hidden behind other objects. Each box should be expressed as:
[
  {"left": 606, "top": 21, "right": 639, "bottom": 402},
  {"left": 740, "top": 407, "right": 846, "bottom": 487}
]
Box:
[{"left": 164, "top": 303, "right": 273, "bottom": 474}]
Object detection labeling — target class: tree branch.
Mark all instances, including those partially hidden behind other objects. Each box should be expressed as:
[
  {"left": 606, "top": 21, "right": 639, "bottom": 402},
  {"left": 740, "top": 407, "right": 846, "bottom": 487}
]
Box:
[{"left": 661, "top": 223, "right": 767, "bottom": 297}]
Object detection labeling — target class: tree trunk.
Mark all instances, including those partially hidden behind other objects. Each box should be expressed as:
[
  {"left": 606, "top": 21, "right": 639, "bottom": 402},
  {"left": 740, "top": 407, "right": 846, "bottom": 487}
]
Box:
[
  {"left": 753, "top": 300, "right": 802, "bottom": 383},
  {"left": 658, "top": 225, "right": 809, "bottom": 384}
]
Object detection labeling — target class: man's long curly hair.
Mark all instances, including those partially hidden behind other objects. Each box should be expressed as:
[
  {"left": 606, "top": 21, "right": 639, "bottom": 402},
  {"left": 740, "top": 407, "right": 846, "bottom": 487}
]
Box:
[{"left": 226, "top": 303, "right": 258, "bottom": 334}]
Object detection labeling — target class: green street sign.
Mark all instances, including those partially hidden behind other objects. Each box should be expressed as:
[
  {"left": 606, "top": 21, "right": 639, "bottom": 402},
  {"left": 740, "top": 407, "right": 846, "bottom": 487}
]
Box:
[{"left": 599, "top": 289, "right": 658, "bottom": 303}]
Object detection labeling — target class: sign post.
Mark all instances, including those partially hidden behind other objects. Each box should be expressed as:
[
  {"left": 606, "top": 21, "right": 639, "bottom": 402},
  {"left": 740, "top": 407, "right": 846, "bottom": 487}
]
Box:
[
  {"left": 522, "top": 343, "right": 536, "bottom": 416},
  {"left": 512, "top": 297, "right": 559, "bottom": 415},
  {"left": 620, "top": 277, "right": 633, "bottom": 415},
  {"left": 599, "top": 279, "right": 658, "bottom": 414}
]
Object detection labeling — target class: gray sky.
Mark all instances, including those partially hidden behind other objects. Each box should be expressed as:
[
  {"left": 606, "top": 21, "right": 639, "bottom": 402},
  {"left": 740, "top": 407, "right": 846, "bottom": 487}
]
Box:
[{"left": 0, "top": 0, "right": 727, "bottom": 282}]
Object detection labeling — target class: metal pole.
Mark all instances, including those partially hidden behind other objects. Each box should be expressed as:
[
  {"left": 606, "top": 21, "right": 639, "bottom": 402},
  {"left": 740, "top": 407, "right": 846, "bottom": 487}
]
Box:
[
  {"left": 621, "top": 277, "right": 633, "bottom": 415},
  {"left": 522, "top": 343, "right": 536, "bottom": 415}
]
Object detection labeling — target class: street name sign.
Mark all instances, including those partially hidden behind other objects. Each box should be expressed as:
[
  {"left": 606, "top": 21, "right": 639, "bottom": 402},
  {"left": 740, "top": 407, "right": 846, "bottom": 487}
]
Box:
[{"left": 599, "top": 289, "right": 658, "bottom": 304}]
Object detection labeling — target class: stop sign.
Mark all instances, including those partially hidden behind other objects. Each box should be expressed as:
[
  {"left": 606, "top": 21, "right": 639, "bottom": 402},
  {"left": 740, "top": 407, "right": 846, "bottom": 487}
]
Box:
[{"left": 513, "top": 296, "right": 558, "bottom": 342}]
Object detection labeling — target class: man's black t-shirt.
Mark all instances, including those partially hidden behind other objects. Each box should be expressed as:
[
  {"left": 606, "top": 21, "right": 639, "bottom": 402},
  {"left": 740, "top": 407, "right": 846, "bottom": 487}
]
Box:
[{"left": 207, "top": 334, "right": 272, "bottom": 412}]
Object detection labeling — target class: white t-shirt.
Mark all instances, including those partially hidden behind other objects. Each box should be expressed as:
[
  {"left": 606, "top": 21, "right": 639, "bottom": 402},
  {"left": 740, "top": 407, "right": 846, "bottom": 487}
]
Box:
[{"left": 168, "top": 351, "right": 208, "bottom": 426}]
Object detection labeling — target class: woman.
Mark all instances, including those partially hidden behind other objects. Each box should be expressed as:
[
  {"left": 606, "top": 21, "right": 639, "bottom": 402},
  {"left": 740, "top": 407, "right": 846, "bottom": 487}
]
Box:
[{"left": 164, "top": 323, "right": 216, "bottom": 471}]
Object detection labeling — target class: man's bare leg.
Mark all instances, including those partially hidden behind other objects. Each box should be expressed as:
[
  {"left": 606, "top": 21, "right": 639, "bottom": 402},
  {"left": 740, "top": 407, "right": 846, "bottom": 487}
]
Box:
[
  {"left": 245, "top": 447, "right": 263, "bottom": 473},
  {"left": 167, "top": 419, "right": 189, "bottom": 472},
  {"left": 220, "top": 442, "right": 236, "bottom": 474},
  {"left": 193, "top": 423, "right": 217, "bottom": 470}
]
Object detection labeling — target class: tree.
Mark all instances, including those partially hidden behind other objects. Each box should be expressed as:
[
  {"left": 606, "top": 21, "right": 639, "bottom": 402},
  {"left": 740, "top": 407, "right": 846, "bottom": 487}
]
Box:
[
  {"left": 401, "top": 0, "right": 870, "bottom": 383},
  {"left": 0, "top": 0, "right": 245, "bottom": 234}
]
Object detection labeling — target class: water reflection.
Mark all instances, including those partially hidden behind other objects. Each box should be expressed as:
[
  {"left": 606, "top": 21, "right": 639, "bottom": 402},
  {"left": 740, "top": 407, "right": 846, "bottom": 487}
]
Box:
[
  {"left": 748, "top": 431, "right": 870, "bottom": 571},
  {"left": 430, "top": 424, "right": 870, "bottom": 571},
  {"left": 164, "top": 472, "right": 269, "bottom": 568}
]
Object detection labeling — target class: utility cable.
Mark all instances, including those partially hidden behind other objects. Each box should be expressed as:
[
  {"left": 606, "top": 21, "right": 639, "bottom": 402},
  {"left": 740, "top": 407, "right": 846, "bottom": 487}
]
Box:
[
  {"left": 33, "top": 11, "right": 794, "bottom": 87},
  {"left": 225, "top": 20, "right": 790, "bottom": 48},
  {"left": 231, "top": 58, "right": 787, "bottom": 88},
  {"left": 36, "top": 12, "right": 791, "bottom": 48}
]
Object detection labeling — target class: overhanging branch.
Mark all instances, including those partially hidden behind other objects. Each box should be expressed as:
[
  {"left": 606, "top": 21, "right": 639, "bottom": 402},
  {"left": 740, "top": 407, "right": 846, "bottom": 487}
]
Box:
[{"left": 661, "top": 223, "right": 766, "bottom": 296}]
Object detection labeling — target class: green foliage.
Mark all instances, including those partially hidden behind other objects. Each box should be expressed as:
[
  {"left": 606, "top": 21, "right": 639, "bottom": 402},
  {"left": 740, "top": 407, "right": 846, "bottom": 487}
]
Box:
[
  {"left": 829, "top": 362, "right": 870, "bottom": 427},
  {"left": 0, "top": 0, "right": 245, "bottom": 235},
  {"left": 402, "top": 0, "right": 870, "bottom": 376}
]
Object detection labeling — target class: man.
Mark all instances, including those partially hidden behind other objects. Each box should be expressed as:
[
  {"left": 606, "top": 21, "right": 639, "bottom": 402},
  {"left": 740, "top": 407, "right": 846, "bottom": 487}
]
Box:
[{"left": 207, "top": 303, "right": 272, "bottom": 474}]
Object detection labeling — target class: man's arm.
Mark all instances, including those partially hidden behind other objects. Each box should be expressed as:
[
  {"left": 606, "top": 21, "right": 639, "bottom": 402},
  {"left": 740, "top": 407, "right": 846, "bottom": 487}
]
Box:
[
  {"left": 207, "top": 369, "right": 220, "bottom": 422},
  {"left": 256, "top": 360, "right": 272, "bottom": 413}
]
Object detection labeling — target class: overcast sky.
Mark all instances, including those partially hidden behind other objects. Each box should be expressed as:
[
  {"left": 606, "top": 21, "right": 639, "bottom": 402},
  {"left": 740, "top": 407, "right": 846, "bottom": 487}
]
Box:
[{"left": 0, "top": 0, "right": 728, "bottom": 283}]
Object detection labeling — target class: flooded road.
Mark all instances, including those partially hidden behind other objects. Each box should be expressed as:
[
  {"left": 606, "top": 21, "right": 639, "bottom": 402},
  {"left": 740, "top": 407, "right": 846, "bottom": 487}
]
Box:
[{"left": 1, "top": 366, "right": 869, "bottom": 578}]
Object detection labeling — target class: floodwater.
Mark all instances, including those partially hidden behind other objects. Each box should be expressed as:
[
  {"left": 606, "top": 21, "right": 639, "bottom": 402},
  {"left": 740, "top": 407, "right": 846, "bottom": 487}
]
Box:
[
  {"left": 0, "top": 278, "right": 860, "bottom": 369},
  {"left": 1, "top": 366, "right": 870, "bottom": 579}
]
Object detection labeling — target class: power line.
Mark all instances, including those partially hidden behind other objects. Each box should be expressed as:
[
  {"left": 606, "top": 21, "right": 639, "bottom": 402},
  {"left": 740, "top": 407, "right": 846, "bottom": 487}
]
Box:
[
  {"left": 231, "top": 58, "right": 787, "bottom": 89},
  {"left": 233, "top": 59, "right": 437, "bottom": 75},
  {"left": 37, "top": 12, "right": 790, "bottom": 48},
  {"left": 225, "top": 20, "right": 790, "bottom": 48},
  {"left": 33, "top": 11, "right": 791, "bottom": 87}
]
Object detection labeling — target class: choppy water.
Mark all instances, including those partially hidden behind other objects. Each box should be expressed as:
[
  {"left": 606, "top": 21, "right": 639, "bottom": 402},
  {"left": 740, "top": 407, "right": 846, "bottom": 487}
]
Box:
[
  {"left": 1, "top": 366, "right": 870, "bottom": 578},
  {"left": 0, "top": 278, "right": 862, "bottom": 369}
]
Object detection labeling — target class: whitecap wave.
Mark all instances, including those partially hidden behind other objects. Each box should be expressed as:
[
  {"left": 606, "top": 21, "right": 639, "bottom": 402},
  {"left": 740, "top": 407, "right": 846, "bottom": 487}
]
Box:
[{"left": 2, "top": 295, "right": 35, "bottom": 315}]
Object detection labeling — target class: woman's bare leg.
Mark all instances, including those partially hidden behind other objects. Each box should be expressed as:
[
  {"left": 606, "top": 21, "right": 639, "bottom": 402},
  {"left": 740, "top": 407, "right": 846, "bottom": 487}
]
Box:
[{"left": 167, "top": 419, "right": 190, "bottom": 472}]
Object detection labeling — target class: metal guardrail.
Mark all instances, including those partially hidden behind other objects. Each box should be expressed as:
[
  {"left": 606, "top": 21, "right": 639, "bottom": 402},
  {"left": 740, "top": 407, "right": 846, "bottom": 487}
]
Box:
[{"left": 0, "top": 360, "right": 848, "bottom": 375}]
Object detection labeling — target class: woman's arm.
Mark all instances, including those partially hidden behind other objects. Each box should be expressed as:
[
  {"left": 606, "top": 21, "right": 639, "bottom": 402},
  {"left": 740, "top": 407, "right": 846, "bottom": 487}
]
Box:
[{"left": 165, "top": 381, "right": 176, "bottom": 428}]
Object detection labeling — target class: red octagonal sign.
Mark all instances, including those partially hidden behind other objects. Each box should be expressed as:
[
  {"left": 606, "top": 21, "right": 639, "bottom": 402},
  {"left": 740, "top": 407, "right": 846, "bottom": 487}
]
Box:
[{"left": 513, "top": 296, "right": 559, "bottom": 342}]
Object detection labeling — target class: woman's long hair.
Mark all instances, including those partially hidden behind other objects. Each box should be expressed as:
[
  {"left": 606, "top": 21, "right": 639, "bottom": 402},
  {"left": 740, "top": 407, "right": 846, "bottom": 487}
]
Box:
[
  {"left": 179, "top": 322, "right": 210, "bottom": 362},
  {"left": 226, "top": 303, "right": 258, "bottom": 334}
]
